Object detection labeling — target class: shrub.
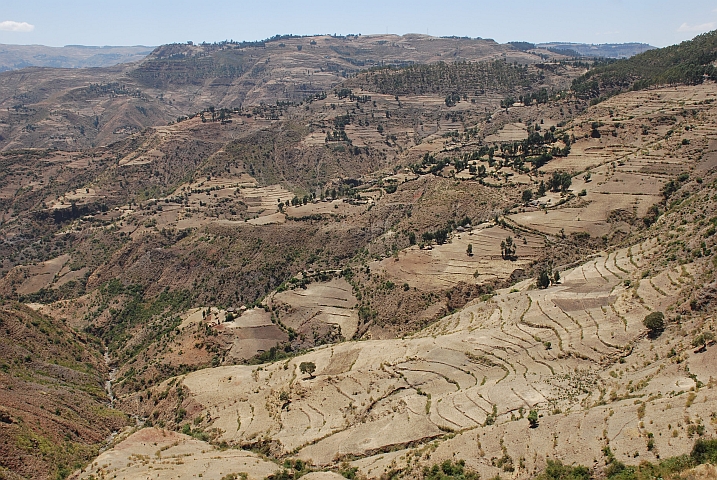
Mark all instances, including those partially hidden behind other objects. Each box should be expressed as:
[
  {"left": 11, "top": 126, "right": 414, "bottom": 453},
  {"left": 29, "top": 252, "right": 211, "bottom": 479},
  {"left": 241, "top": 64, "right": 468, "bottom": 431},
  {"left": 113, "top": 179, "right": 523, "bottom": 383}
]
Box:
[
  {"left": 528, "top": 409, "right": 539, "bottom": 428},
  {"left": 691, "top": 438, "right": 717, "bottom": 464},
  {"left": 424, "top": 459, "right": 480, "bottom": 480},
  {"left": 692, "top": 331, "right": 715, "bottom": 347},
  {"left": 537, "top": 460, "right": 590, "bottom": 480}
]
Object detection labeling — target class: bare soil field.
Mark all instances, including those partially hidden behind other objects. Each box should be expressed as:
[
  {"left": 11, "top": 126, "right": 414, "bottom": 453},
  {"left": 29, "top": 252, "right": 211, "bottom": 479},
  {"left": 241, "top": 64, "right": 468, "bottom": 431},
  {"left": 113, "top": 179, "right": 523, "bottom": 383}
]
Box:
[
  {"left": 484, "top": 122, "right": 529, "bottom": 143},
  {"left": 76, "top": 427, "right": 280, "bottom": 480},
  {"left": 373, "top": 225, "right": 543, "bottom": 290},
  {"left": 270, "top": 277, "right": 359, "bottom": 340}
]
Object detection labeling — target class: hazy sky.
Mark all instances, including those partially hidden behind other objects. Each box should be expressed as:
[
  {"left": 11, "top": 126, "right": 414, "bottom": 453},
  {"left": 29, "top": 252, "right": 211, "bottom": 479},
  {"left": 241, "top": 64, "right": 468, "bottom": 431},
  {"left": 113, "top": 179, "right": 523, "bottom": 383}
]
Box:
[{"left": 0, "top": 0, "right": 715, "bottom": 48}]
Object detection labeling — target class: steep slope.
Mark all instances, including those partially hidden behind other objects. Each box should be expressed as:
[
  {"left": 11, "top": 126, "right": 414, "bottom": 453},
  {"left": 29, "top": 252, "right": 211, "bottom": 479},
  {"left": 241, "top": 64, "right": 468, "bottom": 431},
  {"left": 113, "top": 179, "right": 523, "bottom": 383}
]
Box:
[
  {"left": 572, "top": 30, "right": 717, "bottom": 100},
  {"left": 0, "top": 302, "right": 128, "bottom": 480}
]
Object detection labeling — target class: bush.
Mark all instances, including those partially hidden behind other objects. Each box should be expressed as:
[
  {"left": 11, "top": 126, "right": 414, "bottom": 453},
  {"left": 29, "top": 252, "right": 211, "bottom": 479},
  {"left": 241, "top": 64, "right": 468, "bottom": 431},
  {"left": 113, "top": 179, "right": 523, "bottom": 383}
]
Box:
[
  {"left": 691, "top": 438, "right": 717, "bottom": 464},
  {"left": 537, "top": 460, "right": 590, "bottom": 480},
  {"left": 692, "top": 331, "right": 715, "bottom": 347},
  {"left": 424, "top": 459, "right": 480, "bottom": 480},
  {"left": 528, "top": 409, "right": 539, "bottom": 428}
]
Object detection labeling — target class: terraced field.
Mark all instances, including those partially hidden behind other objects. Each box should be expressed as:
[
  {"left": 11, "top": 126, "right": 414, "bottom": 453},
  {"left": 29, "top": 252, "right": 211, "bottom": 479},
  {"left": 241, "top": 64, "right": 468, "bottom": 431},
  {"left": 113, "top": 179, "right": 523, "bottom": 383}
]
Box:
[
  {"left": 100, "top": 227, "right": 716, "bottom": 479},
  {"left": 270, "top": 277, "right": 359, "bottom": 341},
  {"left": 5, "top": 35, "right": 717, "bottom": 480},
  {"left": 510, "top": 84, "right": 717, "bottom": 237},
  {"left": 78, "top": 427, "right": 282, "bottom": 479},
  {"left": 373, "top": 224, "right": 543, "bottom": 290}
]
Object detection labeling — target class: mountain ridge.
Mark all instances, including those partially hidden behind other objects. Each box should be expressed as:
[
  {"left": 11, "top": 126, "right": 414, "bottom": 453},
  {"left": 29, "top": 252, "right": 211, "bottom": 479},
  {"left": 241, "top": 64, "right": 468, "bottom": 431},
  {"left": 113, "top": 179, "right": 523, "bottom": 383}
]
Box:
[{"left": 0, "top": 44, "right": 154, "bottom": 72}]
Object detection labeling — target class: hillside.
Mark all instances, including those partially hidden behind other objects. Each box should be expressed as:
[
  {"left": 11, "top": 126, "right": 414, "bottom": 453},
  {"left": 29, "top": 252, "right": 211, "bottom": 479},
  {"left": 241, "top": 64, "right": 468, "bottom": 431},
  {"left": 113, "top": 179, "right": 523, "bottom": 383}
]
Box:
[
  {"left": 0, "top": 31, "right": 716, "bottom": 480},
  {"left": 572, "top": 30, "right": 717, "bottom": 100},
  {"left": 0, "top": 302, "right": 128, "bottom": 479},
  {"left": 0, "top": 34, "right": 541, "bottom": 151}
]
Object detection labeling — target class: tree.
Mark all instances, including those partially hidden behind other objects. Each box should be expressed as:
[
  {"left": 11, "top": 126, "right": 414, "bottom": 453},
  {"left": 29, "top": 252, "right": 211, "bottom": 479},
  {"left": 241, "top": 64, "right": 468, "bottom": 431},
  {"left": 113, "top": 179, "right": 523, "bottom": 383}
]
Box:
[
  {"left": 691, "top": 438, "right": 717, "bottom": 465},
  {"left": 643, "top": 311, "right": 665, "bottom": 338},
  {"left": 537, "top": 180, "right": 546, "bottom": 197},
  {"left": 501, "top": 236, "right": 516, "bottom": 260},
  {"left": 537, "top": 270, "right": 551, "bottom": 289},
  {"left": 466, "top": 244, "right": 473, "bottom": 256},
  {"left": 299, "top": 361, "right": 316, "bottom": 378},
  {"left": 522, "top": 189, "right": 533, "bottom": 203},
  {"left": 528, "top": 409, "right": 539, "bottom": 428},
  {"left": 548, "top": 171, "right": 572, "bottom": 193}
]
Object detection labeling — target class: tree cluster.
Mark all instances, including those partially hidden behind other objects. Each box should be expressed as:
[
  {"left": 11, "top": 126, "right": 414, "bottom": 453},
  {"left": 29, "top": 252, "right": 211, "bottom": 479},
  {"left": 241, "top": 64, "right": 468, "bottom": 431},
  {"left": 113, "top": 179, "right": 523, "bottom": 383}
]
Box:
[
  {"left": 571, "top": 30, "right": 717, "bottom": 101},
  {"left": 548, "top": 171, "right": 572, "bottom": 193},
  {"left": 537, "top": 265, "right": 560, "bottom": 289},
  {"left": 500, "top": 236, "right": 517, "bottom": 260},
  {"left": 352, "top": 60, "right": 541, "bottom": 97}
]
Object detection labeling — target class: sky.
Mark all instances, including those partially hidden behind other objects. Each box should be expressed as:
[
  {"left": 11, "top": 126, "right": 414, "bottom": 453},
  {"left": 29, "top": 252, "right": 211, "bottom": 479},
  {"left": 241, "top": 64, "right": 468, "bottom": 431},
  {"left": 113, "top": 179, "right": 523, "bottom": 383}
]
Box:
[{"left": 0, "top": 0, "right": 715, "bottom": 48}]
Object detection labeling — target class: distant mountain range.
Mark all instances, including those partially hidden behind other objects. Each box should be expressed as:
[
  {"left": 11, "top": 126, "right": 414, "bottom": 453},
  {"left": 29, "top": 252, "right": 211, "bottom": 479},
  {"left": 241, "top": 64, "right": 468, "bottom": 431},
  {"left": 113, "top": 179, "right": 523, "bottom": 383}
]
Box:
[
  {"left": 0, "top": 44, "right": 155, "bottom": 71},
  {"left": 0, "top": 39, "right": 656, "bottom": 73},
  {"left": 536, "top": 42, "right": 656, "bottom": 58}
]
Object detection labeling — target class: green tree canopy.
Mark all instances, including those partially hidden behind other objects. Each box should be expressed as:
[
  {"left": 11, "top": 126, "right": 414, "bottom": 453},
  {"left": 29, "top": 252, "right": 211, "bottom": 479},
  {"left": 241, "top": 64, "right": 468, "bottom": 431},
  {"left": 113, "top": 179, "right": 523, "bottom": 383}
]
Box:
[{"left": 299, "top": 361, "right": 316, "bottom": 378}]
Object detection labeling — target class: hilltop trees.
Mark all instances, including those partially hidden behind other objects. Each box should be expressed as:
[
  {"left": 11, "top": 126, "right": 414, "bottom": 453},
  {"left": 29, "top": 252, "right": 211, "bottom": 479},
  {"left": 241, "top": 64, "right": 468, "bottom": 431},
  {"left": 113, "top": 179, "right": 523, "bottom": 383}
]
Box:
[{"left": 353, "top": 60, "right": 539, "bottom": 97}]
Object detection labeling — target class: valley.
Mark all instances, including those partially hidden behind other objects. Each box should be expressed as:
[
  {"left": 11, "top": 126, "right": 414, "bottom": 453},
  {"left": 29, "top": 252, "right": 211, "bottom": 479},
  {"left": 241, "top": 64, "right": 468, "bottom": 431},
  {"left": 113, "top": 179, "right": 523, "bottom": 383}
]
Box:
[{"left": 0, "top": 32, "right": 717, "bottom": 480}]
